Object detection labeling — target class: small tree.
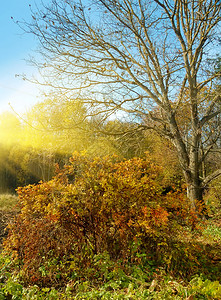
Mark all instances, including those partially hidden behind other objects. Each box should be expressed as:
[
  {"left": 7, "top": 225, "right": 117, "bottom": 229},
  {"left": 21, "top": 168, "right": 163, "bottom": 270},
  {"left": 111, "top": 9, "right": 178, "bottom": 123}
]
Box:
[{"left": 21, "top": 0, "right": 221, "bottom": 211}]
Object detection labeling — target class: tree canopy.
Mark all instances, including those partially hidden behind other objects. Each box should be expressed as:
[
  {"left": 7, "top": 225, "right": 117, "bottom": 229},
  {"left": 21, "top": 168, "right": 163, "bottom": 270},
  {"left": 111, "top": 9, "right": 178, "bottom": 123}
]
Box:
[{"left": 20, "top": 0, "right": 221, "bottom": 210}]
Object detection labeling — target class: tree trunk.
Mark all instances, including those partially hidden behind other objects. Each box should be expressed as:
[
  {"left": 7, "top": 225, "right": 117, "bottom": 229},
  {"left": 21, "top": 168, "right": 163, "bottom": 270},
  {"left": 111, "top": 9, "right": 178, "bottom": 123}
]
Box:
[
  {"left": 186, "top": 180, "right": 203, "bottom": 209},
  {"left": 184, "top": 149, "right": 205, "bottom": 215}
]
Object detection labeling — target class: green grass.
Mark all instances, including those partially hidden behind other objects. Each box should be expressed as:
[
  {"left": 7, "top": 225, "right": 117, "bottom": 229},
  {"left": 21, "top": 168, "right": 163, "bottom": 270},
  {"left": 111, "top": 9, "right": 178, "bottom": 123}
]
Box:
[
  {"left": 0, "top": 270, "right": 221, "bottom": 299},
  {"left": 0, "top": 194, "right": 18, "bottom": 212},
  {"left": 203, "top": 224, "right": 221, "bottom": 242}
]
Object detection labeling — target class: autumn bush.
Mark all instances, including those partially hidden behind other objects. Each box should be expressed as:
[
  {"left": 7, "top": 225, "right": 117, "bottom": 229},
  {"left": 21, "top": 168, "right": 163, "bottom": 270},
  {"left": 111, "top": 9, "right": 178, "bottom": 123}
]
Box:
[{"left": 3, "top": 153, "right": 220, "bottom": 288}]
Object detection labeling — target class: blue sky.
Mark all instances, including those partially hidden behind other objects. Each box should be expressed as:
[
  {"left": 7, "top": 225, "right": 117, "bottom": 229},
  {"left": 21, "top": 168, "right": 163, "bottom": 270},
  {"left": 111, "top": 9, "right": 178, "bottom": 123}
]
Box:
[{"left": 0, "top": 0, "right": 45, "bottom": 114}]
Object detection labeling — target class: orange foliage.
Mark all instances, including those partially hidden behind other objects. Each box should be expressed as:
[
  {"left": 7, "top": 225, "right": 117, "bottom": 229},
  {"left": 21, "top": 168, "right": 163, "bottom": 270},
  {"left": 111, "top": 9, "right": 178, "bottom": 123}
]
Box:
[{"left": 4, "top": 153, "right": 199, "bottom": 286}]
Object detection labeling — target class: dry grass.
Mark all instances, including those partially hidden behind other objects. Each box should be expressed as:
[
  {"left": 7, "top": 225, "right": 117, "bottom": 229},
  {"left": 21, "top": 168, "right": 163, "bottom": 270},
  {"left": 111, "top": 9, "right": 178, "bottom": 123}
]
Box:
[{"left": 0, "top": 194, "right": 18, "bottom": 212}]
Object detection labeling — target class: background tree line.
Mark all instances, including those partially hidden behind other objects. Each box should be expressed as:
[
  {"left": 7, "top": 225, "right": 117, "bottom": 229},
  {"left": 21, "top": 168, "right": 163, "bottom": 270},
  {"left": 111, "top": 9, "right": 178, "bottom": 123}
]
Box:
[
  {"left": 0, "top": 102, "right": 182, "bottom": 193},
  {"left": 0, "top": 90, "right": 220, "bottom": 205}
]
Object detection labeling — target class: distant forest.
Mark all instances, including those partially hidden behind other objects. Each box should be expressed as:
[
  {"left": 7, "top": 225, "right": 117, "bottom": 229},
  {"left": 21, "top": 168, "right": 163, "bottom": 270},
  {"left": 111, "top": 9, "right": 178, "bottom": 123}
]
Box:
[{"left": 0, "top": 96, "right": 220, "bottom": 202}]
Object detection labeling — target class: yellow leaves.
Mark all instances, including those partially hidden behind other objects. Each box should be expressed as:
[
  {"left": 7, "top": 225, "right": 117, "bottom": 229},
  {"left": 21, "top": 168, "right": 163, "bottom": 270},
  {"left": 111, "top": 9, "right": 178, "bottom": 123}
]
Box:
[
  {"left": 5, "top": 152, "right": 203, "bottom": 287},
  {"left": 15, "top": 153, "right": 167, "bottom": 230},
  {"left": 137, "top": 219, "right": 152, "bottom": 233}
]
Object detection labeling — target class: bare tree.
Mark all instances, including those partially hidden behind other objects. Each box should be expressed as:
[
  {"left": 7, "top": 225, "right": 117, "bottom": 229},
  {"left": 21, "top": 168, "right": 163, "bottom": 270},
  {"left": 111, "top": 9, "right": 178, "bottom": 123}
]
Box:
[{"left": 21, "top": 0, "right": 221, "bottom": 211}]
